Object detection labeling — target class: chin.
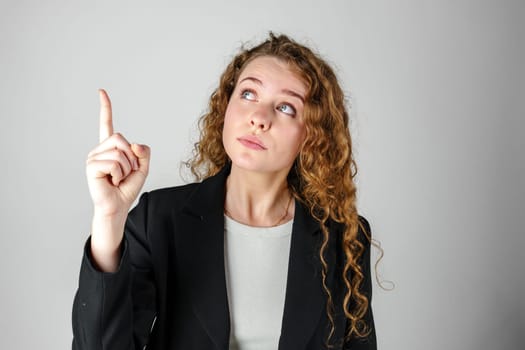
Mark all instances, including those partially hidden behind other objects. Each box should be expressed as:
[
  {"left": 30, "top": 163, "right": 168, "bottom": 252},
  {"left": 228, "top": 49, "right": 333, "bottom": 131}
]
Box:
[
  {"left": 230, "top": 159, "right": 268, "bottom": 173},
  {"left": 225, "top": 147, "right": 293, "bottom": 175},
  {"left": 230, "top": 158, "right": 290, "bottom": 176}
]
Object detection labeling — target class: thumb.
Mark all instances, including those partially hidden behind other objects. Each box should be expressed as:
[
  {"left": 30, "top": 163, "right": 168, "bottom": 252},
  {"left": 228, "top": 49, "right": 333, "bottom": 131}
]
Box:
[{"left": 131, "top": 143, "right": 151, "bottom": 175}]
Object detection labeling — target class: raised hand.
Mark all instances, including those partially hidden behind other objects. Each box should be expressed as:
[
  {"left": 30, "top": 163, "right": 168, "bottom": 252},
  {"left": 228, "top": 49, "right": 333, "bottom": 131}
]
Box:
[{"left": 85, "top": 89, "right": 150, "bottom": 271}]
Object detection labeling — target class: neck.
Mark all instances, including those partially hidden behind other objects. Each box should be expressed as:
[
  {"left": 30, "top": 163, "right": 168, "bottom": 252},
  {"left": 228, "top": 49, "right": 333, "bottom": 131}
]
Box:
[{"left": 224, "top": 164, "right": 294, "bottom": 227}]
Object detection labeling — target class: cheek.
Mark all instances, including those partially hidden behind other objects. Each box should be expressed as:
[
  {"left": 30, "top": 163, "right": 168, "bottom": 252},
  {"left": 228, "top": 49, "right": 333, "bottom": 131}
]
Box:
[
  {"left": 223, "top": 103, "right": 236, "bottom": 131},
  {"left": 223, "top": 101, "right": 242, "bottom": 127},
  {"left": 222, "top": 103, "right": 239, "bottom": 151},
  {"left": 291, "top": 123, "right": 307, "bottom": 147},
  {"left": 281, "top": 124, "right": 306, "bottom": 156}
]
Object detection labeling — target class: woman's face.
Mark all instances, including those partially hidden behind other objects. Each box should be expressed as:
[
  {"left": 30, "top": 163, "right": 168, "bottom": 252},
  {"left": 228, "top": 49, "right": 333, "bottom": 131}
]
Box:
[{"left": 222, "top": 56, "right": 307, "bottom": 177}]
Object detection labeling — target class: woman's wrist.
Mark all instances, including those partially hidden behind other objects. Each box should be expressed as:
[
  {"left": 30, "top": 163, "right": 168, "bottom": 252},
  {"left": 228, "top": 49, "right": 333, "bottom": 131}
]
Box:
[{"left": 89, "top": 211, "right": 127, "bottom": 272}]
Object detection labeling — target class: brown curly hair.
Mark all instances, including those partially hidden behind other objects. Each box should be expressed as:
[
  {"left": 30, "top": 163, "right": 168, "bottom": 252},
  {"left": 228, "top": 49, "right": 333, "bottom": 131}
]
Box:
[{"left": 186, "top": 32, "right": 374, "bottom": 345}]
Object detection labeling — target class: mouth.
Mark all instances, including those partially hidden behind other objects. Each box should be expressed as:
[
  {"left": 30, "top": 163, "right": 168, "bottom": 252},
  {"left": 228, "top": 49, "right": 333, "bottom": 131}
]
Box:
[{"left": 237, "top": 136, "right": 267, "bottom": 150}]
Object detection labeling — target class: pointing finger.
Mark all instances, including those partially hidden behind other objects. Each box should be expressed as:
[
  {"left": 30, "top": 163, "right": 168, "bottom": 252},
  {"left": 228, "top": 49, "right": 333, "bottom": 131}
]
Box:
[{"left": 99, "top": 89, "right": 114, "bottom": 143}]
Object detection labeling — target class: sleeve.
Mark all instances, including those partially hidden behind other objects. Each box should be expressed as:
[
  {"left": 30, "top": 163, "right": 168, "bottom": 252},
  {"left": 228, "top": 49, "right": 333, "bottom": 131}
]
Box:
[
  {"left": 72, "top": 192, "right": 157, "bottom": 350},
  {"left": 343, "top": 215, "right": 377, "bottom": 350}
]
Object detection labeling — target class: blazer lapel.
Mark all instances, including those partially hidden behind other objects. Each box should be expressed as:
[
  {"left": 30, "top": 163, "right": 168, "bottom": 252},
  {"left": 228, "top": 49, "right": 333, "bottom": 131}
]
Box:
[
  {"left": 278, "top": 201, "right": 334, "bottom": 349},
  {"left": 173, "top": 165, "right": 231, "bottom": 350}
]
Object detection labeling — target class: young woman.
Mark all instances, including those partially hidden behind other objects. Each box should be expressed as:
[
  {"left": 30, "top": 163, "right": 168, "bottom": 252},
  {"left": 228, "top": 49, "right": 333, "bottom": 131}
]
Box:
[{"left": 73, "top": 33, "right": 377, "bottom": 350}]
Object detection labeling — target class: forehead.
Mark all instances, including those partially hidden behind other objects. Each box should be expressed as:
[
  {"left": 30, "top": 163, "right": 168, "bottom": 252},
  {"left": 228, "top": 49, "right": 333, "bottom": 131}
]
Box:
[{"left": 237, "top": 56, "right": 307, "bottom": 95}]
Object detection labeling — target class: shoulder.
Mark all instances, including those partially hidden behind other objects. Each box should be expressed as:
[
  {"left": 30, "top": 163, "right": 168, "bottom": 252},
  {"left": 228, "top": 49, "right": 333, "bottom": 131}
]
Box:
[
  {"left": 147, "top": 182, "right": 200, "bottom": 203},
  {"left": 130, "top": 182, "right": 202, "bottom": 217},
  {"left": 331, "top": 215, "right": 372, "bottom": 264},
  {"left": 357, "top": 215, "right": 372, "bottom": 239},
  {"left": 329, "top": 214, "right": 372, "bottom": 265},
  {"left": 356, "top": 215, "right": 373, "bottom": 257},
  {"left": 332, "top": 215, "right": 371, "bottom": 240},
  {"left": 139, "top": 166, "right": 230, "bottom": 211}
]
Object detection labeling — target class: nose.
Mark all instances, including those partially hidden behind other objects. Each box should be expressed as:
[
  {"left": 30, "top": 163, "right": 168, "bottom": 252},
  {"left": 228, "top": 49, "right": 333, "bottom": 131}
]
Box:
[{"left": 250, "top": 105, "right": 272, "bottom": 132}]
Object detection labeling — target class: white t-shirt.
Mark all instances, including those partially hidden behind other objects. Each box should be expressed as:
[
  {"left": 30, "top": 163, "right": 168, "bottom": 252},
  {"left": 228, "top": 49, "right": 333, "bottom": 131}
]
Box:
[{"left": 224, "top": 215, "right": 293, "bottom": 350}]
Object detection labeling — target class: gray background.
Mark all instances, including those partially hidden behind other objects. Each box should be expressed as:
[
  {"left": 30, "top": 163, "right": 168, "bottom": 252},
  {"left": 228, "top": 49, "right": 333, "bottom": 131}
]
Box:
[{"left": 0, "top": 0, "right": 523, "bottom": 349}]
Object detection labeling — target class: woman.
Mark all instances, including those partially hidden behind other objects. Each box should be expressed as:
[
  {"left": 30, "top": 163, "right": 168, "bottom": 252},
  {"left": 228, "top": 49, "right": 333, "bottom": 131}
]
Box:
[{"left": 73, "top": 33, "right": 376, "bottom": 349}]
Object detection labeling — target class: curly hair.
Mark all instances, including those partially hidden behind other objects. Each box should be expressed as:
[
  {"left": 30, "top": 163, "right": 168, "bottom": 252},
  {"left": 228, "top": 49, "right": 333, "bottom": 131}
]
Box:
[{"left": 186, "top": 32, "right": 374, "bottom": 345}]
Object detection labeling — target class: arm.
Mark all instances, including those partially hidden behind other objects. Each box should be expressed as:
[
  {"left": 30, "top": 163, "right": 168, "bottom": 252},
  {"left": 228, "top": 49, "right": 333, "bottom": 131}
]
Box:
[
  {"left": 72, "top": 89, "right": 155, "bottom": 349},
  {"left": 72, "top": 192, "right": 157, "bottom": 350}
]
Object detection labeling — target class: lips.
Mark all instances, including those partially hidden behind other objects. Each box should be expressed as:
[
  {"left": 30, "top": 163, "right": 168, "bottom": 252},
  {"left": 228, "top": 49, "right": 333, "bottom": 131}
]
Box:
[{"left": 237, "top": 135, "right": 267, "bottom": 150}]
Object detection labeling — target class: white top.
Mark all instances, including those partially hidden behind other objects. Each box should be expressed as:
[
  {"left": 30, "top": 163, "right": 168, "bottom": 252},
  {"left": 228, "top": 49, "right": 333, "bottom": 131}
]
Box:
[{"left": 224, "top": 215, "right": 293, "bottom": 350}]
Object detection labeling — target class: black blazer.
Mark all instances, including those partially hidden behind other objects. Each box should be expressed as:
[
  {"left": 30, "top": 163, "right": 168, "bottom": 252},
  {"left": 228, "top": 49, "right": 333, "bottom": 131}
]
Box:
[{"left": 72, "top": 165, "right": 376, "bottom": 349}]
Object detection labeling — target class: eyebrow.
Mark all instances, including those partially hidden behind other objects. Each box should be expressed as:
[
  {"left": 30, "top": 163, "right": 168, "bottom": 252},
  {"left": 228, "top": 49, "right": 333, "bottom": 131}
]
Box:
[{"left": 239, "top": 76, "right": 305, "bottom": 104}]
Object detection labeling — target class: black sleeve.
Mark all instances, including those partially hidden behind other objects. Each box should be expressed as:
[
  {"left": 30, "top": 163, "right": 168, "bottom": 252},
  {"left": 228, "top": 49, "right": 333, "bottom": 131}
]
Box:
[
  {"left": 72, "top": 192, "right": 157, "bottom": 350},
  {"left": 343, "top": 215, "right": 377, "bottom": 350}
]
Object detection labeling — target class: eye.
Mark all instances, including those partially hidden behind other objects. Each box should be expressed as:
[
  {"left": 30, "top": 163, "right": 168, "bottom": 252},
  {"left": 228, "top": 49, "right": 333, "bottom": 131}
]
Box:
[
  {"left": 277, "top": 103, "right": 296, "bottom": 116},
  {"left": 240, "top": 89, "right": 256, "bottom": 101}
]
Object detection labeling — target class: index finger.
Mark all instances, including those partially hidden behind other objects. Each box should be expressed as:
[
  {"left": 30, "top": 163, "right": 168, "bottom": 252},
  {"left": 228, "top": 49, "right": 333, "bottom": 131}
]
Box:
[{"left": 99, "top": 89, "right": 114, "bottom": 143}]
